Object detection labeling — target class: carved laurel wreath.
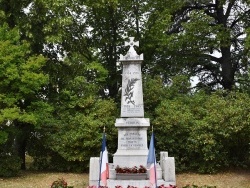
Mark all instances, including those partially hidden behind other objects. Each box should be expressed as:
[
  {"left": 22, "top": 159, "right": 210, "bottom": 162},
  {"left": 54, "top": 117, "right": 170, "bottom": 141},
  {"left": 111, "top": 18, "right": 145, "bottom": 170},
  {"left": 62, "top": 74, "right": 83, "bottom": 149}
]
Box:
[{"left": 124, "top": 78, "right": 139, "bottom": 105}]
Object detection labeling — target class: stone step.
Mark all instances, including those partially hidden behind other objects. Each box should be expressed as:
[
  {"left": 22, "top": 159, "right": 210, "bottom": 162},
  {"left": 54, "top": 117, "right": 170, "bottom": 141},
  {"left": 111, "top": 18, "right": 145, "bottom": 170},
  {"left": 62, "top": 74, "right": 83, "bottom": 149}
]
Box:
[{"left": 107, "top": 179, "right": 175, "bottom": 188}]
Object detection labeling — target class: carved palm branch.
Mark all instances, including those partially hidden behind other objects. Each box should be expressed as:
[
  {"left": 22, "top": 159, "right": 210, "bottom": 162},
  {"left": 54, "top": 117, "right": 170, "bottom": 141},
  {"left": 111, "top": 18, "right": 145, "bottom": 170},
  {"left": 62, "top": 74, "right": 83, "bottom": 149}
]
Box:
[{"left": 124, "top": 78, "right": 139, "bottom": 105}]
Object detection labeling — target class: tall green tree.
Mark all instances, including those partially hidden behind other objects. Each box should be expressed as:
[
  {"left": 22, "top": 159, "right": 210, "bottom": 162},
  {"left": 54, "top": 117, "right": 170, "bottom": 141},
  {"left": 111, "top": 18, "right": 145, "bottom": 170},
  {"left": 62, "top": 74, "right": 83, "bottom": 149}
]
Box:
[
  {"left": 84, "top": 0, "right": 149, "bottom": 99},
  {"left": 28, "top": 52, "right": 118, "bottom": 171},
  {"left": 0, "top": 22, "right": 48, "bottom": 172},
  {"left": 0, "top": 0, "right": 119, "bottom": 171},
  {"left": 85, "top": 0, "right": 126, "bottom": 99},
  {"left": 141, "top": 0, "right": 250, "bottom": 91},
  {"left": 15, "top": 0, "right": 120, "bottom": 170}
]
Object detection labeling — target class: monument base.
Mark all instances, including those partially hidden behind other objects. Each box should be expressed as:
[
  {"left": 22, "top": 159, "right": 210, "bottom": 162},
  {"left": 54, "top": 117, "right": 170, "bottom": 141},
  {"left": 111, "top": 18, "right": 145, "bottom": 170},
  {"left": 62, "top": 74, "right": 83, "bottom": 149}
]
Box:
[
  {"left": 113, "top": 149, "right": 148, "bottom": 167},
  {"left": 90, "top": 179, "right": 175, "bottom": 188},
  {"left": 89, "top": 153, "right": 176, "bottom": 188},
  {"left": 116, "top": 173, "right": 147, "bottom": 180},
  {"left": 106, "top": 179, "right": 176, "bottom": 188},
  {"left": 113, "top": 118, "right": 149, "bottom": 167}
]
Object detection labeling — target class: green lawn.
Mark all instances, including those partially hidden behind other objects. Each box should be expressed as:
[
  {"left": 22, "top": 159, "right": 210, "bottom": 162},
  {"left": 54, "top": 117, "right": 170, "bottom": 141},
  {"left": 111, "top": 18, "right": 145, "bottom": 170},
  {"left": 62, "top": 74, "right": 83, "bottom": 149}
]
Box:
[{"left": 0, "top": 170, "right": 249, "bottom": 188}]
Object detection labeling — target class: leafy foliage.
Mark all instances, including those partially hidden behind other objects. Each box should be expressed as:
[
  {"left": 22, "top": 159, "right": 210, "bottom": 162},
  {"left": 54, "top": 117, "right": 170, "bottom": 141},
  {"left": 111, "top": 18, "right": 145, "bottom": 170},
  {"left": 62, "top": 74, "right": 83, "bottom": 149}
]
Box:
[
  {"left": 153, "top": 90, "right": 250, "bottom": 173},
  {"left": 0, "top": 22, "right": 49, "bottom": 173},
  {"left": 0, "top": 153, "right": 21, "bottom": 177},
  {"left": 51, "top": 178, "right": 74, "bottom": 188},
  {"left": 141, "top": 0, "right": 250, "bottom": 91},
  {"left": 25, "top": 52, "right": 118, "bottom": 171},
  {"left": 0, "top": 0, "right": 250, "bottom": 176}
]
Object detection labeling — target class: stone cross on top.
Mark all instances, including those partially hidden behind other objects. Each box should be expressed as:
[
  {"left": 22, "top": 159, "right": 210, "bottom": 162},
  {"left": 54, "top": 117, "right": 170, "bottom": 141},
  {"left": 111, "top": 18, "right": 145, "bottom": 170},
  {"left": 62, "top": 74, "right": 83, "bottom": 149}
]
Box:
[
  {"left": 119, "top": 37, "right": 143, "bottom": 61},
  {"left": 125, "top": 37, "right": 139, "bottom": 48}
]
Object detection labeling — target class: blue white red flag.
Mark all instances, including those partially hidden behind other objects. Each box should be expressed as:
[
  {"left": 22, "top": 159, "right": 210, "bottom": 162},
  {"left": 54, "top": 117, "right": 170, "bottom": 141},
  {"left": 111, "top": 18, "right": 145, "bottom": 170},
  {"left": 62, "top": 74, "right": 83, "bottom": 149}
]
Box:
[
  {"left": 99, "top": 133, "right": 109, "bottom": 186},
  {"left": 147, "top": 132, "right": 157, "bottom": 187}
]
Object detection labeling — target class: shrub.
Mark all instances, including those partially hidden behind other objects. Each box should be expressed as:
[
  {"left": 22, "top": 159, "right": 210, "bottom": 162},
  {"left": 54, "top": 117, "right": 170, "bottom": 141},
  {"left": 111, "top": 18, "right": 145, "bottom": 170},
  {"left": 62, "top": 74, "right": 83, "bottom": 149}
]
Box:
[
  {"left": 51, "top": 178, "right": 74, "bottom": 188},
  {"left": 153, "top": 90, "right": 250, "bottom": 173},
  {"left": 0, "top": 129, "right": 22, "bottom": 177},
  {"left": 27, "top": 137, "right": 85, "bottom": 172},
  {"left": 0, "top": 153, "right": 21, "bottom": 177}
]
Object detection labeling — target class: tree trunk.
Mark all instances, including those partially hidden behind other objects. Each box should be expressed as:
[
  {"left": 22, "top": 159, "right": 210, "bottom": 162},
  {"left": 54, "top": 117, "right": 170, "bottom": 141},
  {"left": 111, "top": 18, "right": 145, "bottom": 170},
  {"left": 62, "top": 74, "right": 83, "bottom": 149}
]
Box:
[
  {"left": 221, "top": 47, "right": 234, "bottom": 90},
  {"left": 14, "top": 122, "right": 30, "bottom": 170},
  {"left": 17, "top": 139, "right": 27, "bottom": 170},
  {"left": 216, "top": 2, "right": 235, "bottom": 90}
]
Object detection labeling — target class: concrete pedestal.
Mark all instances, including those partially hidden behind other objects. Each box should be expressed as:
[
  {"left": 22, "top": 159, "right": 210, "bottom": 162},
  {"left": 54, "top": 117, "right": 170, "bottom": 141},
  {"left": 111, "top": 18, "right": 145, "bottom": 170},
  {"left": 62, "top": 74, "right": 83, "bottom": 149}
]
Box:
[
  {"left": 113, "top": 118, "right": 150, "bottom": 167},
  {"left": 89, "top": 157, "right": 176, "bottom": 188}
]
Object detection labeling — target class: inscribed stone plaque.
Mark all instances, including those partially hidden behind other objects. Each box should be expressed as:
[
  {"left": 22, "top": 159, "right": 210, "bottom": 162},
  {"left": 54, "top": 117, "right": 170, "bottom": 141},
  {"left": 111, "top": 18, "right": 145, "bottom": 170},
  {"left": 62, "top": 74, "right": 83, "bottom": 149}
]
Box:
[
  {"left": 121, "top": 62, "right": 144, "bottom": 117},
  {"left": 118, "top": 128, "right": 147, "bottom": 150}
]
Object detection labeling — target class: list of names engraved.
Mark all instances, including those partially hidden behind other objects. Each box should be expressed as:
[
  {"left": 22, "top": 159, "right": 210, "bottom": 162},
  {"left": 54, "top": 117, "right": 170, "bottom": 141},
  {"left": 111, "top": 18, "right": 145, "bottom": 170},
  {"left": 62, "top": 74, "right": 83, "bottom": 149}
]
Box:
[{"left": 119, "top": 129, "right": 144, "bottom": 149}]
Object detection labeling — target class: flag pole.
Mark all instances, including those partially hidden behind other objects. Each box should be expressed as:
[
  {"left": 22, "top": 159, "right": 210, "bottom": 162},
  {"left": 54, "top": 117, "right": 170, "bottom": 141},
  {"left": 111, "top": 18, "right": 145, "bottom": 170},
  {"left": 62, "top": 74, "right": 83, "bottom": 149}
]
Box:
[
  {"left": 98, "top": 126, "right": 106, "bottom": 188},
  {"left": 152, "top": 126, "right": 157, "bottom": 188}
]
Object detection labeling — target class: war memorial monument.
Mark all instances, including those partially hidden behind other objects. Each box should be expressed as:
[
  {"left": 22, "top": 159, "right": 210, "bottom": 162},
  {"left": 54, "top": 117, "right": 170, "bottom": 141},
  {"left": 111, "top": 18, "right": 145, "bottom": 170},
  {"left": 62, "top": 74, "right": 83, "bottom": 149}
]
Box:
[{"left": 89, "top": 37, "right": 176, "bottom": 188}]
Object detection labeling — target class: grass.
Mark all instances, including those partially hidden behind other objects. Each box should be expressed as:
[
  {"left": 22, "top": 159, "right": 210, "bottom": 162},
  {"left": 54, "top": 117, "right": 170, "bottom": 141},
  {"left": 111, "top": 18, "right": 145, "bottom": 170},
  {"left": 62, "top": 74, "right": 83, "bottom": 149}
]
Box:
[
  {"left": 176, "top": 169, "right": 250, "bottom": 188},
  {"left": 0, "top": 171, "right": 87, "bottom": 188},
  {"left": 0, "top": 169, "right": 249, "bottom": 188}
]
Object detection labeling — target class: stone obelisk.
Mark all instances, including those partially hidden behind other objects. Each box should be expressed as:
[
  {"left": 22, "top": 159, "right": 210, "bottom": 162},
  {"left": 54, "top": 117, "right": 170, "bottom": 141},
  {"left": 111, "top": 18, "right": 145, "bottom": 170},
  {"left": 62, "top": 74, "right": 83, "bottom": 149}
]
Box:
[{"left": 113, "top": 37, "right": 150, "bottom": 167}]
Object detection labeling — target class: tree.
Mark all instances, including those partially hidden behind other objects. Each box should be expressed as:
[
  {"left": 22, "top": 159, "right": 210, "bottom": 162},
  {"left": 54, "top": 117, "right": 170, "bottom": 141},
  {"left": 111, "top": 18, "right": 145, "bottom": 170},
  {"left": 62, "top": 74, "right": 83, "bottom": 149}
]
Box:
[
  {"left": 153, "top": 89, "right": 250, "bottom": 173},
  {"left": 0, "top": 0, "right": 119, "bottom": 171},
  {"left": 25, "top": 52, "right": 118, "bottom": 171},
  {"left": 84, "top": 0, "right": 126, "bottom": 99},
  {"left": 84, "top": 0, "right": 149, "bottom": 99},
  {"left": 0, "top": 22, "right": 48, "bottom": 172},
  {"left": 141, "top": 0, "right": 250, "bottom": 91}
]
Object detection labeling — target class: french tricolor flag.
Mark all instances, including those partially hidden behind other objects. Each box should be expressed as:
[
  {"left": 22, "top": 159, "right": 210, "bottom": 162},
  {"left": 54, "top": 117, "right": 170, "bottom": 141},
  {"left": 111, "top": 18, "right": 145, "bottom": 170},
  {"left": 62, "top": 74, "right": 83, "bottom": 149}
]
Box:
[
  {"left": 99, "top": 133, "right": 109, "bottom": 186},
  {"left": 147, "top": 132, "right": 157, "bottom": 188}
]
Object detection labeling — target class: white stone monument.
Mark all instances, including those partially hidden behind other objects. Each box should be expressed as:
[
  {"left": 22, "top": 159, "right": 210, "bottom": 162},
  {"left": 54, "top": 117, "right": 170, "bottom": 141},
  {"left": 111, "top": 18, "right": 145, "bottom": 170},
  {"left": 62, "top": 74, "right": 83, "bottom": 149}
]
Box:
[
  {"left": 89, "top": 37, "right": 176, "bottom": 188},
  {"left": 120, "top": 37, "right": 144, "bottom": 118},
  {"left": 113, "top": 38, "right": 149, "bottom": 166}
]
